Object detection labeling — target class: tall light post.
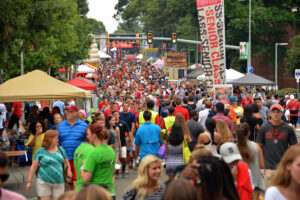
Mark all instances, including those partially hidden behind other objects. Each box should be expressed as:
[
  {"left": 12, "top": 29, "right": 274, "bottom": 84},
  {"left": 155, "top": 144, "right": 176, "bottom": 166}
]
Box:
[
  {"left": 275, "top": 43, "right": 288, "bottom": 94},
  {"left": 247, "top": 0, "right": 251, "bottom": 68},
  {"left": 240, "top": 0, "right": 251, "bottom": 69}
]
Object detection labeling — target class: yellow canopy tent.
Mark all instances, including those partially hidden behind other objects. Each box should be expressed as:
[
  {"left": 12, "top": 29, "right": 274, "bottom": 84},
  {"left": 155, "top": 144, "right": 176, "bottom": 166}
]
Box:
[{"left": 0, "top": 70, "right": 91, "bottom": 102}]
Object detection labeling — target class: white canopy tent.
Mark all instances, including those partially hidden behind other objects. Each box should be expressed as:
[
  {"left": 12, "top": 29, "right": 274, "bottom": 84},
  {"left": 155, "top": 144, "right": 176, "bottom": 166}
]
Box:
[
  {"left": 137, "top": 54, "right": 143, "bottom": 60},
  {"left": 77, "top": 64, "right": 97, "bottom": 73},
  {"left": 197, "top": 68, "right": 245, "bottom": 82},
  {"left": 98, "top": 51, "right": 111, "bottom": 59}
]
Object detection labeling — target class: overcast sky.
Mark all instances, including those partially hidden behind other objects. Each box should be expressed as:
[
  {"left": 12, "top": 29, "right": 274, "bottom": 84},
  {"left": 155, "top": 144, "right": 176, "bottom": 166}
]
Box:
[{"left": 87, "top": 0, "right": 119, "bottom": 33}]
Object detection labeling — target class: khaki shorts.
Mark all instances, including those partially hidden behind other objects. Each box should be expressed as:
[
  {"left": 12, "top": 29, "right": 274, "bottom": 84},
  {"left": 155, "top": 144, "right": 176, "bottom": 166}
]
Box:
[
  {"left": 120, "top": 146, "right": 127, "bottom": 158},
  {"left": 264, "top": 169, "right": 276, "bottom": 189},
  {"left": 36, "top": 178, "right": 65, "bottom": 198}
]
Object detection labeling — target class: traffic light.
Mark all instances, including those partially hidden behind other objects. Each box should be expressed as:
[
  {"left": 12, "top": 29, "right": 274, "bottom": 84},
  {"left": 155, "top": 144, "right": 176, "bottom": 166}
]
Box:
[
  {"left": 147, "top": 32, "right": 152, "bottom": 44},
  {"left": 172, "top": 32, "right": 177, "bottom": 44},
  {"left": 106, "top": 34, "right": 110, "bottom": 45},
  {"left": 136, "top": 34, "right": 140, "bottom": 44}
]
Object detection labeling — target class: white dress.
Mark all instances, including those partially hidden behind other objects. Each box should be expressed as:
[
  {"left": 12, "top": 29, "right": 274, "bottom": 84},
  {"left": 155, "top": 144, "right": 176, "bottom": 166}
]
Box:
[
  {"left": 202, "top": 131, "right": 219, "bottom": 157},
  {"left": 265, "top": 186, "right": 287, "bottom": 200}
]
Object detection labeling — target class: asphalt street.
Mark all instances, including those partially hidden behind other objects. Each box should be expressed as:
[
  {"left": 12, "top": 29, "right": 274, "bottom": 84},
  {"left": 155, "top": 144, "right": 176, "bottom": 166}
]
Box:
[{"left": 3, "top": 164, "right": 167, "bottom": 200}]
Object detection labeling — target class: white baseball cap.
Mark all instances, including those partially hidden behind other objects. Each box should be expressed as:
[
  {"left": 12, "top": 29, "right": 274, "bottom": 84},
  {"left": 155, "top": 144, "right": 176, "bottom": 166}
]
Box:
[
  {"left": 290, "top": 94, "right": 295, "bottom": 100},
  {"left": 220, "top": 142, "right": 242, "bottom": 164}
]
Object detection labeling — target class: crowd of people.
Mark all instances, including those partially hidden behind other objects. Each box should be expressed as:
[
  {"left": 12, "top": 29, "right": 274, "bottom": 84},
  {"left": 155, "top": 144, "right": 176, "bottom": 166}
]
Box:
[{"left": 0, "top": 61, "right": 299, "bottom": 200}]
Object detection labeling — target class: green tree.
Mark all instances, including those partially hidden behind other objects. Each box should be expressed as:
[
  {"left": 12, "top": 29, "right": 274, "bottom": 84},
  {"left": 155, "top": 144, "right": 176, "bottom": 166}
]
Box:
[
  {"left": 114, "top": 20, "right": 142, "bottom": 34},
  {"left": 76, "top": 0, "right": 89, "bottom": 15},
  {"left": 0, "top": 0, "right": 96, "bottom": 80},
  {"left": 88, "top": 18, "right": 107, "bottom": 34},
  {"left": 286, "top": 34, "right": 300, "bottom": 75},
  {"left": 114, "top": 0, "right": 300, "bottom": 69}
]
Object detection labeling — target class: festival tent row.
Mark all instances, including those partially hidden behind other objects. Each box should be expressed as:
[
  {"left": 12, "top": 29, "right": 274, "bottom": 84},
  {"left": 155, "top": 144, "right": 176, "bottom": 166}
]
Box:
[
  {"left": 137, "top": 54, "right": 143, "bottom": 60},
  {"left": 197, "top": 69, "right": 245, "bottom": 82},
  {"left": 151, "top": 59, "right": 164, "bottom": 68},
  {"left": 98, "top": 51, "right": 111, "bottom": 59},
  {"left": 0, "top": 70, "right": 91, "bottom": 103},
  {"left": 67, "top": 78, "right": 97, "bottom": 91},
  {"left": 228, "top": 73, "right": 275, "bottom": 86},
  {"left": 77, "top": 63, "right": 97, "bottom": 73}
]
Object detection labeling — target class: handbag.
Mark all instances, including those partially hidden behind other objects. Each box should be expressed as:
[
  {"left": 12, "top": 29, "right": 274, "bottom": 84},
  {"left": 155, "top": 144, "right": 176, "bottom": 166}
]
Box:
[
  {"left": 183, "top": 138, "right": 191, "bottom": 164},
  {"left": 158, "top": 144, "right": 167, "bottom": 159},
  {"left": 58, "top": 147, "right": 67, "bottom": 182},
  {"left": 122, "top": 188, "right": 137, "bottom": 200}
]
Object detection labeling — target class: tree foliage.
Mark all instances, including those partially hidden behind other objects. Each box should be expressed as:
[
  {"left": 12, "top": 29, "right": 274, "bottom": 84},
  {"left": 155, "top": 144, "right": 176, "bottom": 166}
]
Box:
[
  {"left": 114, "top": 0, "right": 300, "bottom": 73},
  {"left": 0, "top": 0, "right": 106, "bottom": 80},
  {"left": 286, "top": 34, "right": 300, "bottom": 75},
  {"left": 88, "top": 18, "right": 107, "bottom": 34},
  {"left": 114, "top": 20, "right": 142, "bottom": 34}
]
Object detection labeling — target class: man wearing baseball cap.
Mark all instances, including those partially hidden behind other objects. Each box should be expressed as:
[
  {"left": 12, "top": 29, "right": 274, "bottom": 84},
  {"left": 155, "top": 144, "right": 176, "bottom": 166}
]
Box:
[
  {"left": 57, "top": 105, "right": 88, "bottom": 190},
  {"left": 256, "top": 103, "right": 297, "bottom": 188},
  {"left": 220, "top": 142, "right": 253, "bottom": 200},
  {"left": 286, "top": 95, "right": 300, "bottom": 131}
]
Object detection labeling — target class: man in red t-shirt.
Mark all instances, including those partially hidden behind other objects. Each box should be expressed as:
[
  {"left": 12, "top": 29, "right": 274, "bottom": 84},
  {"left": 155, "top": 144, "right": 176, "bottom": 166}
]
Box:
[
  {"left": 104, "top": 100, "right": 114, "bottom": 118},
  {"left": 98, "top": 96, "right": 107, "bottom": 111},
  {"left": 286, "top": 95, "right": 300, "bottom": 130},
  {"left": 8, "top": 102, "right": 22, "bottom": 129},
  {"left": 173, "top": 98, "right": 189, "bottom": 121},
  {"left": 241, "top": 93, "right": 253, "bottom": 108}
]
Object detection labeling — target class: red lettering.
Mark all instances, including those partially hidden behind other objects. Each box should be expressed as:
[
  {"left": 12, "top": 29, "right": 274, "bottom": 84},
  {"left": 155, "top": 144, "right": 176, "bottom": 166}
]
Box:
[
  {"left": 208, "top": 34, "right": 217, "bottom": 41},
  {"left": 207, "top": 16, "right": 215, "bottom": 23},
  {"left": 213, "top": 65, "right": 220, "bottom": 72},
  {"left": 210, "top": 41, "right": 218, "bottom": 48},
  {"left": 207, "top": 22, "right": 216, "bottom": 31},
  {"left": 212, "top": 57, "right": 220, "bottom": 64},
  {"left": 214, "top": 79, "right": 220, "bottom": 84},
  {"left": 206, "top": 9, "right": 214, "bottom": 16},
  {"left": 214, "top": 72, "right": 219, "bottom": 78},
  {"left": 211, "top": 52, "right": 219, "bottom": 59}
]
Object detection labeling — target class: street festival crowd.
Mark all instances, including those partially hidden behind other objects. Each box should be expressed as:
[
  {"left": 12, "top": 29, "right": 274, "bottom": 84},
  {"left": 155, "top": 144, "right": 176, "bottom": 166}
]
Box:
[{"left": 0, "top": 61, "right": 300, "bottom": 200}]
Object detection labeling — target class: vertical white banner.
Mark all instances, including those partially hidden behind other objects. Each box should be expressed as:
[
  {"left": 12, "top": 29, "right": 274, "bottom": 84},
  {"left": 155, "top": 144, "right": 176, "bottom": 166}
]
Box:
[{"left": 196, "top": 0, "right": 226, "bottom": 91}]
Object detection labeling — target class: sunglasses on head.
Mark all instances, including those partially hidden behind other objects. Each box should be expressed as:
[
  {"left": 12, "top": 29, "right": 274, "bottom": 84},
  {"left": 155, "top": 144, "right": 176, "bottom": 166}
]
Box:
[{"left": 0, "top": 173, "right": 9, "bottom": 182}]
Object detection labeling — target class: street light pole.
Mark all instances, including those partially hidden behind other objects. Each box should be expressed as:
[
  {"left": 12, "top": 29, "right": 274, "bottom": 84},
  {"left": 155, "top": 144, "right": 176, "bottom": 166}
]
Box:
[
  {"left": 240, "top": 0, "right": 252, "bottom": 68},
  {"left": 275, "top": 43, "right": 288, "bottom": 94},
  {"left": 20, "top": 39, "right": 24, "bottom": 75},
  {"left": 248, "top": 0, "right": 251, "bottom": 69}
]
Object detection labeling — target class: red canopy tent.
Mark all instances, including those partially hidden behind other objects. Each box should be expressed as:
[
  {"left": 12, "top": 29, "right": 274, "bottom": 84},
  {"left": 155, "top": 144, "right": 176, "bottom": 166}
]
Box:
[
  {"left": 67, "top": 78, "right": 97, "bottom": 91},
  {"left": 126, "top": 55, "right": 136, "bottom": 60}
]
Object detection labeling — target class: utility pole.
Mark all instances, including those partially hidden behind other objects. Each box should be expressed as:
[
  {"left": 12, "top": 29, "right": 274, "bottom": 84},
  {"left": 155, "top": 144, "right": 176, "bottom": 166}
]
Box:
[
  {"left": 21, "top": 40, "right": 24, "bottom": 75},
  {"left": 275, "top": 43, "right": 288, "bottom": 94},
  {"left": 196, "top": 31, "right": 198, "bottom": 64}
]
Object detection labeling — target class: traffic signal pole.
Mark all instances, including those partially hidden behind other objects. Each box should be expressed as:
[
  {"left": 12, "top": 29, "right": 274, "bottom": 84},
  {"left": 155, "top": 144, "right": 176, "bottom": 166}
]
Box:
[{"left": 95, "top": 35, "right": 240, "bottom": 50}]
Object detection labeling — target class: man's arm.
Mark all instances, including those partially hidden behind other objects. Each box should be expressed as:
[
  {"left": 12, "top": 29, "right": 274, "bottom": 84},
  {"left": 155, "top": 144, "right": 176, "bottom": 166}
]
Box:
[
  {"left": 288, "top": 127, "right": 298, "bottom": 145},
  {"left": 135, "top": 145, "right": 140, "bottom": 156}
]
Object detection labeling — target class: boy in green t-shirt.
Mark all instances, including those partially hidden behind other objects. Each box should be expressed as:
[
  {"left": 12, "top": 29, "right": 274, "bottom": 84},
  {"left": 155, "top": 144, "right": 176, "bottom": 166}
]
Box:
[{"left": 73, "top": 142, "right": 94, "bottom": 192}]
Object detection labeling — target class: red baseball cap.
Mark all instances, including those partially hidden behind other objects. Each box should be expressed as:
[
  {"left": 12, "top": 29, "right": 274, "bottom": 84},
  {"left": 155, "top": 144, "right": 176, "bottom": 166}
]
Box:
[
  {"left": 164, "top": 94, "right": 170, "bottom": 97},
  {"left": 270, "top": 104, "right": 283, "bottom": 112},
  {"left": 66, "top": 105, "right": 78, "bottom": 112}
]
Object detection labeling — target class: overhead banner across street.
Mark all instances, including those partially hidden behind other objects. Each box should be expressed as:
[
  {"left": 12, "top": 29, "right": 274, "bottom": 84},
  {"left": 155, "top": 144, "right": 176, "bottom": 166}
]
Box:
[{"left": 196, "top": 0, "right": 226, "bottom": 91}]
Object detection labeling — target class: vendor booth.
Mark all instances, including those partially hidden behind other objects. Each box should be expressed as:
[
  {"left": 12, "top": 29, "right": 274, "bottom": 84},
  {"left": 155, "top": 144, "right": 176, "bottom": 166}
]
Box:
[{"left": 0, "top": 70, "right": 91, "bottom": 102}]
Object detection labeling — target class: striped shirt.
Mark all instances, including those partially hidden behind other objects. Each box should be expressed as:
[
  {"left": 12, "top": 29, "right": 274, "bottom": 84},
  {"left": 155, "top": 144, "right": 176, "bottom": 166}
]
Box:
[
  {"left": 34, "top": 147, "right": 67, "bottom": 184},
  {"left": 57, "top": 119, "right": 88, "bottom": 160}
]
